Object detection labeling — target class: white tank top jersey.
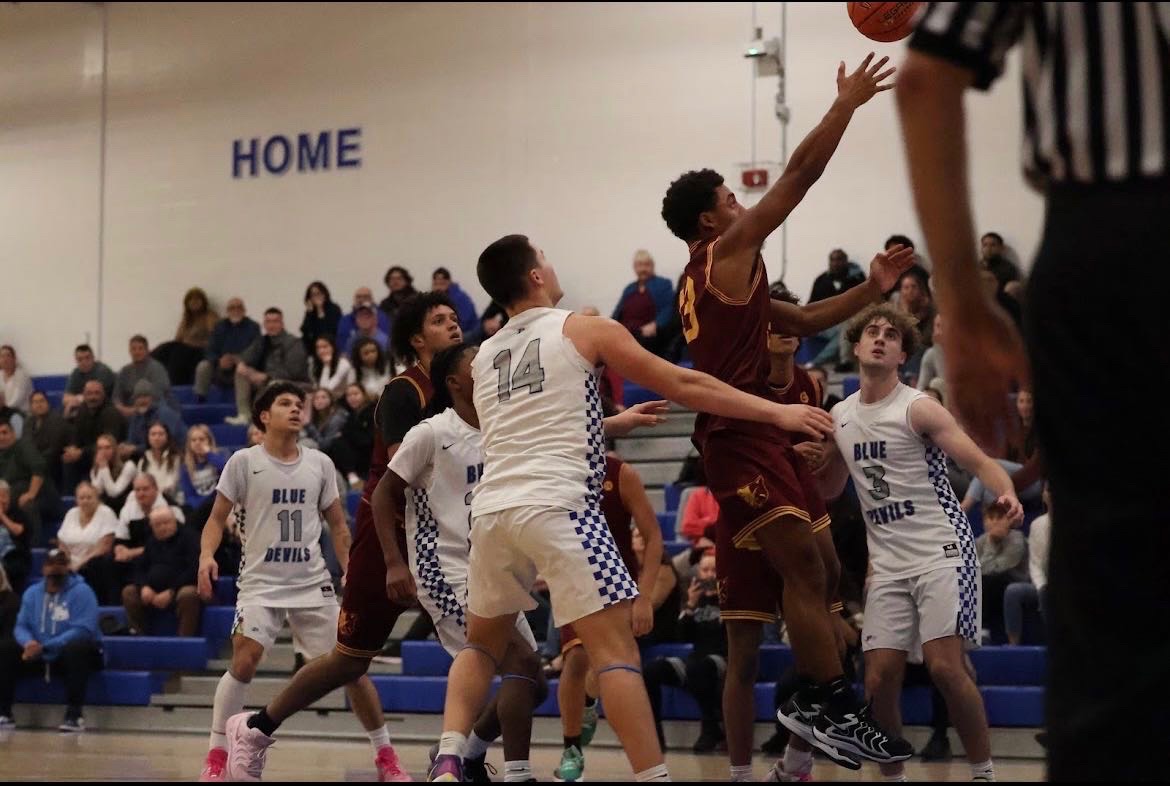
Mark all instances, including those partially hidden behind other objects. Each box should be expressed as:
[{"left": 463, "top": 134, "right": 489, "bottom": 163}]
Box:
[
  {"left": 387, "top": 407, "right": 483, "bottom": 620},
  {"left": 831, "top": 383, "right": 979, "bottom": 582},
  {"left": 216, "top": 444, "right": 340, "bottom": 608},
  {"left": 471, "top": 307, "right": 606, "bottom": 516}
]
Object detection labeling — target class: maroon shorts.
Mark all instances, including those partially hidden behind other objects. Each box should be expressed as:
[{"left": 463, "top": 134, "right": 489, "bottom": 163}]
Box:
[
  {"left": 704, "top": 431, "right": 830, "bottom": 623},
  {"left": 336, "top": 495, "right": 412, "bottom": 658}
]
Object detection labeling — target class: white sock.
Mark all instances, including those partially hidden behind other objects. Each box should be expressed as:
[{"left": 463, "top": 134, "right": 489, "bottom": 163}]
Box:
[
  {"left": 504, "top": 760, "right": 532, "bottom": 782},
  {"left": 729, "top": 763, "right": 754, "bottom": 781},
  {"left": 209, "top": 672, "right": 249, "bottom": 750},
  {"left": 783, "top": 744, "right": 813, "bottom": 774},
  {"left": 882, "top": 774, "right": 908, "bottom": 783},
  {"left": 635, "top": 763, "right": 671, "bottom": 781},
  {"left": 367, "top": 724, "right": 391, "bottom": 755},
  {"left": 971, "top": 759, "right": 995, "bottom": 781},
  {"left": 437, "top": 731, "right": 466, "bottom": 758},
  {"left": 464, "top": 731, "right": 491, "bottom": 760}
]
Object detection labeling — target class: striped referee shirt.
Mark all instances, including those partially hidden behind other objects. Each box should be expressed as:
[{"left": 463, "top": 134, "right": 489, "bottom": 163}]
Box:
[{"left": 909, "top": 2, "right": 1170, "bottom": 188}]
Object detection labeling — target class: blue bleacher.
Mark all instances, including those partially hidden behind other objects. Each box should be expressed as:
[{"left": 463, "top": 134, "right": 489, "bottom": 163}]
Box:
[
  {"left": 663, "top": 482, "right": 683, "bottom": 514},
  {"left": 44, "top": 391, "right": 63, "bottom": 410},
  {"left": 210, "top": 423, "right": 247, "bottom": 446},
  {"left": 31, "top": 374, "right": 69, "bottom": 391},
  {"left": 842, "top": 375, "right": 860, "bottom": 397},
  {"left": 655, "top": 511, "right": 675, "bottom": 540},
  {"left": 173, "top": 385, "right": 233, "bottom": 405},
  {"left": 346, "top": 490, "right": 362, "bottom": 518},
  {"left": 183, "top": 403, "right": 236, "bottom": 424},
  {"left": 15, "top": 670, "right": 160, "bottom": 706},
  {"left": 104, "top": 636, "right": 211, "bottom": 670}
]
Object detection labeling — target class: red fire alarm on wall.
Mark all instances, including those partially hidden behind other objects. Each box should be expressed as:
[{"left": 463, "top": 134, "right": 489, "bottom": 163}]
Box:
[{"left": 741, "top": 168, "right": 769, "bottom": 188}]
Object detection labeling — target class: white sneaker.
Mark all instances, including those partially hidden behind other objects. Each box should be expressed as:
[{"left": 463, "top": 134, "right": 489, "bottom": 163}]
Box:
[
  {"left": 224, "top": 414, "right": 251, "bottom": 426},
  {"left": 0, "top": 715, "right": 15, "bottom": 729},
  {"left": 225, "top": 712, "right": 275, "bottom": 782}
]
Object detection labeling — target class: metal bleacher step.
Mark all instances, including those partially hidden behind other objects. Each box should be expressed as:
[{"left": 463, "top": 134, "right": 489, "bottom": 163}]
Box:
[
  {"left": 153, "top": 676, "right": 350, "bottom": 710},
  {"left": 626, "top": 460, "right": 684, "bottom": 487},
  {"left": 613, "top": 435, "right": 695, "bottom": 462},
  {"left": 203, "top": 642, "right": 402, "bottom": 676}
]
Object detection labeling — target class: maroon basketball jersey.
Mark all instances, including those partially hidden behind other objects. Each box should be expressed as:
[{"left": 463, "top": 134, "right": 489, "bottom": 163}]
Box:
[
  {"left": 680, "top": 236, "right": 785, "bottom": 448},
  {"left": 601, "top": 455, "right": 637, "bottom": 572},
  {"left": 768, "top": 365, "right": 823, "bottom": 445}
]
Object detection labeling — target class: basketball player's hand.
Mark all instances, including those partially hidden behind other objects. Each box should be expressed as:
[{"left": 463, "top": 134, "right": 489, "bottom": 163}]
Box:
[
  {"left": 792, "top": 440, "right": 828, "bottom": 473},
  {"left": 631, "top": 596, "right": 654, "bottom": 638},
  {"left": 774, "top": 404, "right": 834, "bottom": 440},
  {"left": 836, "top": 53, "right": 896, "bottom": 109},
  {"left": 385, "top": 562, "right": 417, "bottom": 605},
  {"left": 197, "top": 553, "right": 219, "bottom": 602},
  {"left": 605, "top": 400, "right": 669, "bottom": 437},
  {"left": 996, "top": 493, "right": 1024, "bottom": 528},
  {"left": 868, "top": 244, "right": 917, "bottom": 293}
]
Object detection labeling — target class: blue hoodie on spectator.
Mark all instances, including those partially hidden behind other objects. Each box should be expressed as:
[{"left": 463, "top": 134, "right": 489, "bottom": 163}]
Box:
[{"left": 14, "top": 574, "right": 101, "bottom": 662}]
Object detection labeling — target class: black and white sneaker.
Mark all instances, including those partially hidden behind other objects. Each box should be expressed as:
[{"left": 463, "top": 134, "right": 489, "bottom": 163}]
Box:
[
  {"left": 813, "top": 701, "right": 912, "bottom": 764},
  {"left": 58, "top": 717, "right": 85, "bottom": 733},
  {"left": 776, "top": 689, "right": 861, "bottom": 771}
]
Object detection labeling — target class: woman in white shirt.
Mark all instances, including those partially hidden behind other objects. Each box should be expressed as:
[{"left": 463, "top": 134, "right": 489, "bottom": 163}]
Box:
[
  {"left": 137, "top": 422, "right": 182, "bottom": 502},
  {"left": 0, "top": 344, "right": 32, "bottom": 414},
  {"left": 351, "top": 337, "right": 392, "bottom": 398},
  {"left": 310, "top": 336, "right": 355, "bottom": 399},
  {"left": 56, "top": 481, "right": 119, "bottom": 600},
  {"left": 90, "top": 433, "right": 137, "bottom": 513}
]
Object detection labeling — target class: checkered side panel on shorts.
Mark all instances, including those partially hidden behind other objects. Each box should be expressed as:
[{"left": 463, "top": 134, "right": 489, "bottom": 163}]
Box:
[
  {"left": 583, "top": 374, "right": 606, "bottom": 505},
  {"left": 411, "top": 489, "right": 464, "bottom": 625},
  {"left": 925, "top": 444, "right": 980, "bottom": 642},
  {"left": 570, "top": 506, "right": 638, "bottom": 608},
  {"left": 235, "top": 503, "right": 248, "bottom": 577}
]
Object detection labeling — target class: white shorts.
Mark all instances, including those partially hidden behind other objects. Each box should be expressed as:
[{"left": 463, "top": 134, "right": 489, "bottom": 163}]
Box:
[
  {"left": 862, "top": 565, "right": 982, "bottom": 655},
  {"left": 434, "top": 612, "right": 538, "bottom": 659},
  {"left": 468, "top": 505, "right": 638, "bottom": 626},
  {"left": 232, "top": 602, "right": 340, "bottom": 658}
]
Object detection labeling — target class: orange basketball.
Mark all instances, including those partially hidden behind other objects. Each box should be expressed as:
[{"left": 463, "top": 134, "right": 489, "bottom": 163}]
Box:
[{"left": 847, "top": 2, "right": 923, "bottom": 43}]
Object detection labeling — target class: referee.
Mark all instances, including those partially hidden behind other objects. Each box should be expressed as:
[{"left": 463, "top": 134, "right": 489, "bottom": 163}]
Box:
[{"left": 896, "top": 2, "right": 1169, "bottom": 780}]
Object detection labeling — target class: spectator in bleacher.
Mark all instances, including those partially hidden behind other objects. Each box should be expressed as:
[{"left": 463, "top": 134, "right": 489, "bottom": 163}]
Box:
[
  {"left": 894, "top": 267, "right": 934, "bottom": 383},
  {"left": 465, "top": 300, "right": 509, "bottom": 347},
  {"left": 679, "top": 484, "right": 719, "bottom": 546},
  {"left": 810, "top": 249, "right": 867, "bottom": 303},
  {"left": 56, "top": 482, "right": 117, "bottom": 593},
  {"left": 62, "top": 345, "right": 117, "bottom": 418},
  {"left": 299, "top": 281, "right": 343, "bottom": 356},
  {"left": 2, "top": 547, "right": 102, "bottom": 732},
  {"left": 0, "top": 417, "right": 46, "bottom": 538},
  {"left": 179, "top": 425, "right": 226, "bottom": 526},
  {"left": 24, "top": 391, "right": 67, "bottom": 491},
  {"left": 304, "top": 389, "right": 346, "bottom": 453},
  {"left": 978, "top": 265, "right": 1024, "bottom": 329},
  {"left": 642, "top": 549, "right": 726, "bottom": 752},
  {"left": 113, "top": 335, "right": 177, "bottom": 419},
  {"left": 350, "top": 337, "right": 391, "bottom": 399},
  {"left": 916, "top": 311, "right": 947, "bottom": 398},
  {"left": 342, "top": 302, "right": 390, "bottom": 355},
  {"left": 0, "top": 566, "right": 17, "bottom": 721},
  {"left": 328, "top": 383, "right": 375, "bottom": 489},
  {"left": 976, "top": 501, "right": 1029, "bottom": 644},
  {"left": 89, "top": 434, "right": 136, "bottom": 514},
  {"left": 310, "top": 336, "right": 354, "bottom": 401},
  {"left": 0, "top": 482, "right": 31, "bottom": 592},
  {"left": 194, "top": 298, "right": 260, "bottom": 405},
  {"left": 120, "top": 380, "right": 187, "bottom": 463},
  {"left": 336, "top": 287, "right": 391, "bottom": 353},
  {"left": 980, "top": 232, "right": 1021, "bottom": 288},
  {"left": 1005, "top": 484, "right": 1051, "bottom": 646},
  {"left": 611, "top": 249, "right": 676, "bottom": 357},
  {"left": 431, "top": 267, "right": 478, "bottom": 334},
  {"left": 962, "top": 389, "right": 1044, "bottom": 512},
  {"left": 93, "top": 472, "right": 173, "bottom": 603},
  {"left": 0, "top": 346, "right": 32, "bottom": 415},
  {"left": 61, "top": 380, "right": 126, "bottom": 491},
  {"left": 137, "top": 423, "right": 182, "bottom": 503},
  {"left": 379, "top": 265, "right": 418, "bottom": 335},
  {"left": 152, "top": 288, "right": 218, "bottom": 386},
  {"left": 121, "top": 506, "right": 200, "bottom": 637},
  {"left": 227, "top": 308, "right": 309, "bottom": 427},
  {"left": 885, "top": 233, "right": 930, "bottom": 276}
]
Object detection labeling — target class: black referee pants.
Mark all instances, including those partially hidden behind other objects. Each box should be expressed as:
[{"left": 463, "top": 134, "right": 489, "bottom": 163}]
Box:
[{"left": 1026, "top": 182, "right": 1170, "bottom": 780}]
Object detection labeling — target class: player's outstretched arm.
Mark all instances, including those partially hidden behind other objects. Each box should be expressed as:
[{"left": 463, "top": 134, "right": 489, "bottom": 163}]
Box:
[
  {"left": 909, "top": 396, "right": 1023, "bottom": 524},
  {"left": 370, "top": 468, "right": 417, "bottom": 604},
  {"left": 571, "top": 316, "right": 833, "bottom": 440},
  {"left": 322, "top": 498, "right": 351, "bottom": 579},
  {"left": 619, "top": 462, "right": 663, "bottom": 638},
  {"left": 197, "top": 492, "right": 234, "bottom": 601},
  {"left": 719, "top": 53, "right": 895, "bottom": 257},
  {"left": 602, "top": 400, "right": 668, "bottom": 438}
]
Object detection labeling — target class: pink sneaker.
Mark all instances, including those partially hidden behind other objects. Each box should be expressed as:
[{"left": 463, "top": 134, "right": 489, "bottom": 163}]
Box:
[
  {"left": 198, "top": 748, "right": 227, "bottom": 782},
  {"left": 766, "top": 761, "right": 813, "bottom": 782},
  {"left": 376, "top": 745, "right": 413, "bottom": 782},
  {"left": 225, "top": 712, "right": 275, "bottom": 782}
]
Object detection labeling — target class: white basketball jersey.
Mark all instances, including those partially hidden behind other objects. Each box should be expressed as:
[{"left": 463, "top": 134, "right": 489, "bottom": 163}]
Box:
[
  {"left": 471, "top": 307, "right": 605, "bottom": 516},
  {"left": 831, "top": 383, "right": 979, "bottom": 582},
  {"left": 387, "top": 408, "right": 483, "bottom": 622},
  {"left": 216, "top": 444, "right": 340, "bottom": 607}
]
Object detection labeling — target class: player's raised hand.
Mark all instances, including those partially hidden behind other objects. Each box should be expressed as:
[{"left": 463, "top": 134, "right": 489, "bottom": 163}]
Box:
[
  {"left": 774, "top": 404, "right": 834, "bottom": 440},
  {"left": 869, "top": 244, "right": 917, "bottom": 292},
  {"left": 996, "top": 492, "right": 1025, "bottom": 528},
  {"left": 385, "top": 562, "right": 417, "bottom": 605},
  {"left": 837, "top": 52, "right": 897, "bottom": 109},
  {"left": 197, "top": 552, "right": 219, "bottom": 602}
]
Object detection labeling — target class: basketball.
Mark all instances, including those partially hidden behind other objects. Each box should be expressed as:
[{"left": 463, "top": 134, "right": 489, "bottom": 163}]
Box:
[{"left": 848, "top": 1, "right": 923, "bottom": 42}]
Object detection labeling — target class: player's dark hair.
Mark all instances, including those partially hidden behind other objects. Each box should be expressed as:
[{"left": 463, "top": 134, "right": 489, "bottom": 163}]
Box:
[
  {"left": 428, "top": 342, "right": 475, "bottom": 415},
  {"left": 477, "top": 234, "right": 539, "bottom": 308},
  {"left": 661, "top": 169, "right": 724, "bottom": 241},
  {"left": 768, "top": 282, "right": 801, "bottom": 306},
  {"left": 251, "top": 380, "right": 305, "bottom": 432},
  {"left": 884, "top": 234, "right": 914, "bottom": 251},
  {"left": 391, "top": 292, "right": 457, "bottom": 363},
  {"left": 982, "top": 231, "right": 1004, "bottom": 245},
  {"left": 75, "top": 344, "right": 94, "bottom": 355}
]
